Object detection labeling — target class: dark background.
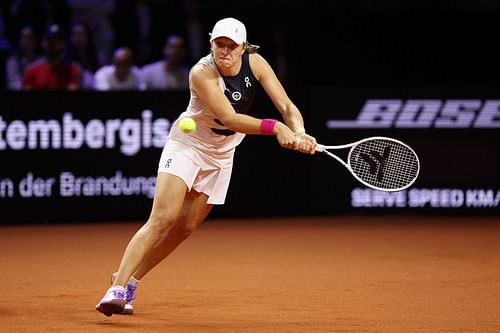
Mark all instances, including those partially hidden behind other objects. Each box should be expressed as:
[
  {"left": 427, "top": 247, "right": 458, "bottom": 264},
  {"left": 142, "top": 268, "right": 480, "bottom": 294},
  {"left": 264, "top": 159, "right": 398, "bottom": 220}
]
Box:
[{"left": 2, "top": 1, "right": 500, "bottom": 87}]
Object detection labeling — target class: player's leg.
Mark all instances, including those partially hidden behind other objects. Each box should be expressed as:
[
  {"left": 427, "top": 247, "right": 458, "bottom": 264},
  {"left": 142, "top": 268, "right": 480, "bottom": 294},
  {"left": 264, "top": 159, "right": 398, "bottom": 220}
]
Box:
[
  {"left": 133, "top": 188, "right": 213, "bottom": 280},
  {"left": 96, "top": 172, "right": 187, "bottom": 316},
  {"left": 113, "top": 172, "right": 188, "bottom": 286},
  {"left": 107, "top": 188, "right": 212, "bottom": 315}
]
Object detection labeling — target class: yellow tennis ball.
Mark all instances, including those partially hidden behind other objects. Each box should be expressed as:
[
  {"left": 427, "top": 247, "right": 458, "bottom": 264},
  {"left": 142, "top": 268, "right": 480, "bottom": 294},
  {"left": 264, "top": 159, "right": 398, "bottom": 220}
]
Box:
[{"left": 179, "top": 117, "right": 196, "bottom": 134}]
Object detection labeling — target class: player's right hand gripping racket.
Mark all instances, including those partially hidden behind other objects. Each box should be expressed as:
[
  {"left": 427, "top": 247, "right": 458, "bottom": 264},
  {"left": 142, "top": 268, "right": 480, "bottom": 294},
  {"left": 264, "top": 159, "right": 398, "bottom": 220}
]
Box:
[{"left": 315, "top": 136, "right": 420, "bottom": 192}]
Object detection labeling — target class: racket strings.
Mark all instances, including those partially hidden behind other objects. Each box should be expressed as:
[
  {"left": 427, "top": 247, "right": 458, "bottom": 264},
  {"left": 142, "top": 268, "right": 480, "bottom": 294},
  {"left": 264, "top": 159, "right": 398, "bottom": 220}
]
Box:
[{"left": 349, "top": 139, "right": 419, "bottom": 190}]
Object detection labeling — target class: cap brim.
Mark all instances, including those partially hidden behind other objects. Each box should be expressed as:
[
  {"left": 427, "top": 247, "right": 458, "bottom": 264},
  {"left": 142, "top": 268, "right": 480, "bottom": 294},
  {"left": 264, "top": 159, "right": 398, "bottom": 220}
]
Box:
[{"left": 209, "top": 33, "right": 244, "bottom": 44}]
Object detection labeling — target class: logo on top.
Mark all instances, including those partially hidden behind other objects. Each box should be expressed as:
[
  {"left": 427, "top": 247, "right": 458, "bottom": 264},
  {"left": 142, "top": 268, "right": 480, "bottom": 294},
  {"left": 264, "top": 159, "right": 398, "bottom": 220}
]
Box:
[{"left": 326, "top": 99, "right": 500, "bottom": 129}]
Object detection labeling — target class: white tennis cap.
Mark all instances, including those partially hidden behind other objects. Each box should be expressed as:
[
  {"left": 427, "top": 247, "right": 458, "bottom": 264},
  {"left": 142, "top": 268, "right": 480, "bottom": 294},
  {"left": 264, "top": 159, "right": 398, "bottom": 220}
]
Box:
[{"left": 209, "top": 17, "right": 246, "bottom": 45}]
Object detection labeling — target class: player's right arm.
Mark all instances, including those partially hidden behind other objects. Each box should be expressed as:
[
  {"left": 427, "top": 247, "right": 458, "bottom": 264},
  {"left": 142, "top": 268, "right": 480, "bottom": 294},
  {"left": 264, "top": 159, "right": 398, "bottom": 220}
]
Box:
[{"left": 189, "top": 64, "right": 296, "bottom": 148}]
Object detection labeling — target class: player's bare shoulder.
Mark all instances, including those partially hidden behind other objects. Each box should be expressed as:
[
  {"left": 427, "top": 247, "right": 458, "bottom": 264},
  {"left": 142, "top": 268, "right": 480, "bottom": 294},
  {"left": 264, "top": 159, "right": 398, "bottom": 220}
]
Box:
[
  {"left": 190, "top": 63, "right": 217, "bottom": 80},
  {"left": 190, "top": 63, "right": 219, "bottom": 91},
  {"left": 248, "top": 52, "right": 273, "bottom": 81}
]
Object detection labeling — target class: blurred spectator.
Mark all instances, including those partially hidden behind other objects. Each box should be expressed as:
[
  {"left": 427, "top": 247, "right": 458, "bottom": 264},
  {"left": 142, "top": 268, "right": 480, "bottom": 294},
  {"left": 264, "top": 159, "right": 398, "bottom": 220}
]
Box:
[
  {"left": 133, "top": 0, "right": 154, "bottom": 65},
  {"left": 141, "top": 35, "right": 189, "bottom": 90},
  {"left": 180, "top": 0, "right": 204, "bottom": 64},
  {"left": 5, "top": 25, "right": 41, "bottom": 90},
  {"left": 6, "top": 0, "right": 70, "bottom": 44},
  {"left": 0, "top": 7, "right": 12, "bottom": 90},
  {"left": 93, "top": 47, "right": 144, "bottom": 90},
  {"left": 22, "top": 24, "right": 80, "bottom": 90},
  {"left": 67, "top": 22, "right": 99, "bottom": 89},
  {"left": 66, "top": 0, "right": 115, "bottom": 66},
  {"left": 112, "top": 0, "right": 166, "bottom": 67}
]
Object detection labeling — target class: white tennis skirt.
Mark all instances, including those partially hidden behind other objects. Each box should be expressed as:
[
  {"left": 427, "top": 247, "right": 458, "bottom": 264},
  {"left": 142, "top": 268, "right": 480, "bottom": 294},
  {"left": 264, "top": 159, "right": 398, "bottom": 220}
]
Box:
[{"left": 157, "top": 138, "right": 235, "bottom": 205}]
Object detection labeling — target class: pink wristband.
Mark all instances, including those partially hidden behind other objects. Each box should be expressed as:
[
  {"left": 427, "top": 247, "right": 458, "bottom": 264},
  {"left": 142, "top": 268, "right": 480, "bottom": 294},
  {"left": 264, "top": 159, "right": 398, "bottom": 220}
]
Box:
[{"left": 260, "top": 119, "right": 278, "bottom": 135}]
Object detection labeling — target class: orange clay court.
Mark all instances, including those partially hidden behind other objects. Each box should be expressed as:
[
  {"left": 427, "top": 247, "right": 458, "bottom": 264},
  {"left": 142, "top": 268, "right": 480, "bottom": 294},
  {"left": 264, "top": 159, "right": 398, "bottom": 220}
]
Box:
[{"left": 1, "top": 216, "right": 500, "bottom": 333}]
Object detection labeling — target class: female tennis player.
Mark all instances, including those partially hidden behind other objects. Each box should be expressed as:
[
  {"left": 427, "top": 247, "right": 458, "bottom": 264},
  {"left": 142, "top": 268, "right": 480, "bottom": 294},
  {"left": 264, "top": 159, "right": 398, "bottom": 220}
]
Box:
[{"left": 96, "top": 17, "right": 317, "bottom": 316}]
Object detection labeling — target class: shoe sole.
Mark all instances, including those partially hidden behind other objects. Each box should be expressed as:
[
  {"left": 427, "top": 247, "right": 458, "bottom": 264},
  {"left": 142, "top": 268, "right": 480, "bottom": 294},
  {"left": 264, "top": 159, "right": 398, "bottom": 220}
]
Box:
[
  {"left": 120, "top": 307, "right": 133, "bottom": 315},
  {"left": 96, "top": 300, "right": 126, "bottom": 317}
]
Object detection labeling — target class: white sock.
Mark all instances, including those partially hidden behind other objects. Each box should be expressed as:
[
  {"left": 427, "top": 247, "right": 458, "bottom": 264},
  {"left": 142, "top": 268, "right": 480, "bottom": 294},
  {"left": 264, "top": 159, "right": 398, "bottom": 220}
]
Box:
[{"left": 109, "top": 285, "right": 125, "bottom": 292}]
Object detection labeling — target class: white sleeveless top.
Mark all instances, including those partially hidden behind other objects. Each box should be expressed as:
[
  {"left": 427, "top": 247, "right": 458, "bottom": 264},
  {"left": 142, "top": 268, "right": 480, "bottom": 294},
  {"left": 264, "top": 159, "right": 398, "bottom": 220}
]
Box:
[{"left": 168, "top": 54, "right": 249, "bottom": 155}]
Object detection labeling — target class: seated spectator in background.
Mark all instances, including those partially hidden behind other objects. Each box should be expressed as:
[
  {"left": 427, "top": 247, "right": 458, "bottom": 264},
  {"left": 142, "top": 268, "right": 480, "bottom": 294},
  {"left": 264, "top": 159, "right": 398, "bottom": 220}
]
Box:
[
  {"left": 22, "top": 24, "right": 80, "bottom": 90},
  {"left": 5, "top": 25, "right": 41, "bottom": 90},
  {"left": 67, "top": 22, "right": 99, "bottom": 89},
  {"left": 93, "top": 47, "right": 144, "bottom": 90},
  {"left": 0, "top": 8, "right": 11, "bottom": 90},
  {"left": 141, "top": 35, "right": 189, "bottom": 90},
  {"left": 66, "top": 0, "right": 115, "bottom": 67}
]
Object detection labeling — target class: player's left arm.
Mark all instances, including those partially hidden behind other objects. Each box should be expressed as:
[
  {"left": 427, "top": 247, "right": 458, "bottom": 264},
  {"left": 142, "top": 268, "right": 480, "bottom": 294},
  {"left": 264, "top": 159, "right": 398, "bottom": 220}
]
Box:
[{"left": 250, "top": 53, "right": 316, "bottom": 153}]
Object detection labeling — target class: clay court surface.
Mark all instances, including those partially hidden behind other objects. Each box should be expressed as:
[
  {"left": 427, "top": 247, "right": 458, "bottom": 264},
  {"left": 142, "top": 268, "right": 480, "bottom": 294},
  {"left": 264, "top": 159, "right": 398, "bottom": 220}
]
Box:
[{"left": 1, "top": 216, "right": 499, "bottom": 333}]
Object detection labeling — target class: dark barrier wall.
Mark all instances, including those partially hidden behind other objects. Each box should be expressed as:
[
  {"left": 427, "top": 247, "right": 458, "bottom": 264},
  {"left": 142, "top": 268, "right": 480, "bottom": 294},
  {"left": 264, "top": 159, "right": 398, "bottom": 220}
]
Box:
[
  {"left": 0, "top": 88, "right": 499, "bottom": 224},
  {"left": 308, "top": 85, "right": 500, "bottom": 217},
  {"left": 0, "top": 91, "right": 186, "bottom": 224}
]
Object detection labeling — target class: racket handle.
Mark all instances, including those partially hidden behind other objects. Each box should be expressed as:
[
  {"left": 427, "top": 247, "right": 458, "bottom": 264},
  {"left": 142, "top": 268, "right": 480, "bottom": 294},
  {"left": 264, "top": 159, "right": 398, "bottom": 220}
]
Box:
[{"left": 315, "top": 144, "right": 326, "bottom": 152}]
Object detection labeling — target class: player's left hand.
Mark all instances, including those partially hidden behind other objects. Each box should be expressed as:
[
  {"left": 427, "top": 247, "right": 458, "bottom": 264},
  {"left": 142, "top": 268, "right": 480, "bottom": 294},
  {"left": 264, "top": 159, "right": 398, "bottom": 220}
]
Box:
[{"left": 294, "top": 132, "right": 317, "bottom": 154}]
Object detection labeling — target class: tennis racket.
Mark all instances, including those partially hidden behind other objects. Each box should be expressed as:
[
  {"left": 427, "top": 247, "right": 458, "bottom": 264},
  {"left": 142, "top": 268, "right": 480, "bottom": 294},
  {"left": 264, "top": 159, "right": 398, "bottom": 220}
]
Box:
[{"left": 315, "top": 136, "right": 420, "bottom": 191}]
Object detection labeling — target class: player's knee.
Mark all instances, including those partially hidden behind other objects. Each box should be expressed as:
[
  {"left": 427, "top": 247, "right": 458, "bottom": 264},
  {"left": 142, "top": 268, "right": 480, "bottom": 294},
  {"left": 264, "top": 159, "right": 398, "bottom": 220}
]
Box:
[
  {"left": 148, "top": 211, "right": 177, "bottom": 238},
  {"left": 170, "top": 222, "right": 196, "bottom": 240},
  {"left": 171, "top": 215, "right": 201, "bottom": 239}
]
